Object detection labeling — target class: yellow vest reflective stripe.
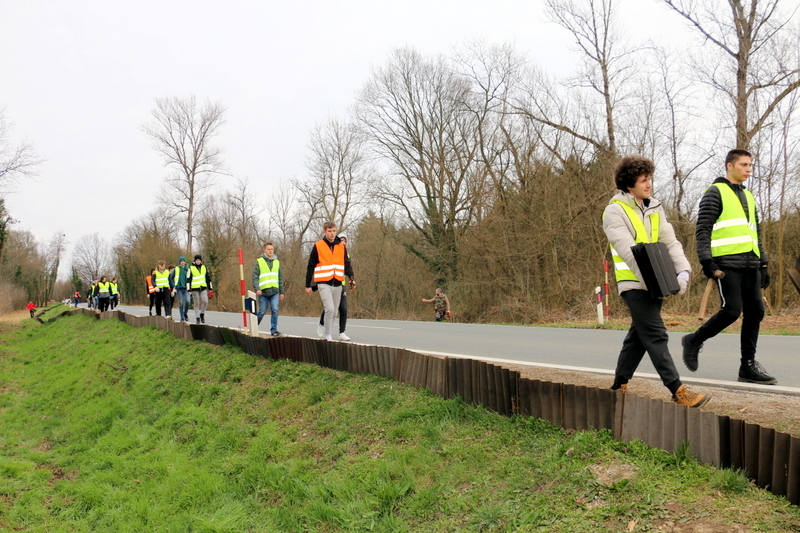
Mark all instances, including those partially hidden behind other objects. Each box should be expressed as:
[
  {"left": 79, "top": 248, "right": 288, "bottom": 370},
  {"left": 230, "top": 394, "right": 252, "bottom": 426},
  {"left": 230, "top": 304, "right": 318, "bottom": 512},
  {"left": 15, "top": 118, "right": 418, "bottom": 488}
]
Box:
[
  {"left": 190, "top": 265, "right": 207, "bottom": 289},
  {"left": 257, "top": 257, "right": 280, "bottom": 289},
  {"left": 709, "top": 183, "right": 760, "bottom": 258},
  {"left": 154, "top": 269, "right": 171, "bottom": 288},
  {"left": 97, "top": 282, "right": 111, "bottom": 295},
  {"left": 110, "top": 282, "right": 118, "bottom": 295},
  {"left": 607, "top": 200, "right": 660, "bottom": 283}
]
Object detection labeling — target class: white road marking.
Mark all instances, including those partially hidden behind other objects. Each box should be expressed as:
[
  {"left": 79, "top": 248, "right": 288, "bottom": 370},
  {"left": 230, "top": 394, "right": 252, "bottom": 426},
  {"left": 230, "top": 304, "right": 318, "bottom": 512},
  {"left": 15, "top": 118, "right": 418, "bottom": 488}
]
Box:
[{"left": 305, "top": 322, "right": 401, "bottom": 330}]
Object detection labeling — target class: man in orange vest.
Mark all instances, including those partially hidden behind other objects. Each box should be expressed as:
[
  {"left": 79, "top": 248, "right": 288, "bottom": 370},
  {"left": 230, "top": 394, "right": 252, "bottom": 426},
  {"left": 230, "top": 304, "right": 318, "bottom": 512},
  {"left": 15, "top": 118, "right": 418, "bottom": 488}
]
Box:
[{"left": 305, "top": 221, "right": 355, "bottom": 341}]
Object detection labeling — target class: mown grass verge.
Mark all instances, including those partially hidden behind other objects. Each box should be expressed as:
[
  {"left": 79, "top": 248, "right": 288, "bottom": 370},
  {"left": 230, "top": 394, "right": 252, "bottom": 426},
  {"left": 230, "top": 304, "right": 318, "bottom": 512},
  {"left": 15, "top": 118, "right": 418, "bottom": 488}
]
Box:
[{"left": 0, "top": 313, "right": 799, "bottom": 532}]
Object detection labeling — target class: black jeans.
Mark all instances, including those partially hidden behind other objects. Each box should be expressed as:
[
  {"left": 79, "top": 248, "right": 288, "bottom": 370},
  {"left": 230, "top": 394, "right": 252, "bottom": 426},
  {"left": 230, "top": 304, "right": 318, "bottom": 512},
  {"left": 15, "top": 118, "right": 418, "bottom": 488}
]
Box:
[
  {"left": 155, "top": 290, "right": 173, "bottom": 317},
  {"left": 616, "top": 289, "right": 681, "bottom": 393},
  {"left": 694, "top": 267, "right": 763, "bottom": 360}
]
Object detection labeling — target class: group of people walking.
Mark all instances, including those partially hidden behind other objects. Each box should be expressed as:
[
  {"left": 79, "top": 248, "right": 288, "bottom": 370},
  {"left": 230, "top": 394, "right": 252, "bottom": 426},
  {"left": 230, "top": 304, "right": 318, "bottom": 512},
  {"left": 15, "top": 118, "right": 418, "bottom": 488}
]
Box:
[
  {"left": 144, "top": 255, "right": 213, "bottom": 323},
  {"left": 69, "top": 158, "right": 775, "bottom": 402},
  {"left": 81, "top": 277, "right": 120, "bottom": 312},
  {"left": 603, "top": 149, "right": 775, "bottom": 410},
  {"left": 248, "top": 223, "right": 356, "bottom": 341}
]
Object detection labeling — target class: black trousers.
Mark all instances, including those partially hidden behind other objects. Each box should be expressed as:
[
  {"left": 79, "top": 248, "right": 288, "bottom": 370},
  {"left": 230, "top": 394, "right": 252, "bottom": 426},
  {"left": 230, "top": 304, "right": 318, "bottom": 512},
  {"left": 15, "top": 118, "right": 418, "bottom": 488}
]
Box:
[
  {"left": 694, "top": 267, "right": 763, "bottom": 360},
  {"left": 616, "top": 289, "right": 681, "bottom": 393},
  {"left": 155, "top": 290, "right": 172, "bottom": 317},
  {"left": 98, "top": 297, "right": 110, "bottom": 312}
]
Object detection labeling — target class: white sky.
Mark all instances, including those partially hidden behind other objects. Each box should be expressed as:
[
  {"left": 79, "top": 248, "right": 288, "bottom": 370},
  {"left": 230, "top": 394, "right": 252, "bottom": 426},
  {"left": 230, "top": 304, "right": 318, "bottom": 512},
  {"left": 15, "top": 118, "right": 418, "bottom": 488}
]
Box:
[{"left": 0, "top": 0, "right": 778, "bottom": 266}]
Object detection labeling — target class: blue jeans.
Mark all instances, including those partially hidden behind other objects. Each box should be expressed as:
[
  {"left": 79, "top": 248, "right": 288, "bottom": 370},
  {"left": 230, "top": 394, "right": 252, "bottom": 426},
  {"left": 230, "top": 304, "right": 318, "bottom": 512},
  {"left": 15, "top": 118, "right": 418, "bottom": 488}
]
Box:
[
  {"left": 176, "top": 288, "right": 191, "bottom": 321},
  {"left": 258, "top": 293, "right": 280, "bottom": 333}
]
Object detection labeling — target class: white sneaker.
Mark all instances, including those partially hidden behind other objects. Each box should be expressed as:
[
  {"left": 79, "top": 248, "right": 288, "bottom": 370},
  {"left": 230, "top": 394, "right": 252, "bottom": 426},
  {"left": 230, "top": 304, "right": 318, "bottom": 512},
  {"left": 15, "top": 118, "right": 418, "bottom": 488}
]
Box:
[
  {"left": 324, "top": 335, "right": 333, "bottom": 341},
  {"left": 317, "top": 324, "right": 325, "bottom": 338},
  {"left": 338, "top": 332, "right": 350, "bottom": 341}
]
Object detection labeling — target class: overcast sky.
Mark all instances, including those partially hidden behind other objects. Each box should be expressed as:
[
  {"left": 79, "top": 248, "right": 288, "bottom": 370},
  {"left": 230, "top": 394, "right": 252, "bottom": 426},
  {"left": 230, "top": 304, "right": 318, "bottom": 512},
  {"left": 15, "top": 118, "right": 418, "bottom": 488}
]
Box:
[{"left": 0, "top": 0, "right": 782, "bottom": 270}]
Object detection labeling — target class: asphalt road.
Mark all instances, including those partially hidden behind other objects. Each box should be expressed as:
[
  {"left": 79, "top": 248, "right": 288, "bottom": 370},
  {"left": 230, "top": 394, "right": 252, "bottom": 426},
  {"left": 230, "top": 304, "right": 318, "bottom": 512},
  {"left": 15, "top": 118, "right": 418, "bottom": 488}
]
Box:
[{"left": 113, "top": 304, "right": 800, "bottom": 391}]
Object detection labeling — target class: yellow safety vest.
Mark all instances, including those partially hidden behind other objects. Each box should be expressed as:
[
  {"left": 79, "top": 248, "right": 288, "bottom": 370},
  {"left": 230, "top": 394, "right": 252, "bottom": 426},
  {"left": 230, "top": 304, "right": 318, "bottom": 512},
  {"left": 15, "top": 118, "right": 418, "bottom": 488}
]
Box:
[
  {"left": 154, "top": 269, "right": 171, "bottom": 288},
  {"left": 257, "top": 257, "right": 280, "bottom": 290},
  {"left": 110, "top": 282, "right": 118, "bottom": 295},
  {"left": 97, "top": 281, "right": 111, "bottom": 296},
  {"left": 190, "top": 265, "right": 207, "bottom": 289},
  {"left": 709, "top": 183, "right": 760, "bottom": 258},
  {"left": 607, "top": 200, "right": 660, "bottom": 283}
]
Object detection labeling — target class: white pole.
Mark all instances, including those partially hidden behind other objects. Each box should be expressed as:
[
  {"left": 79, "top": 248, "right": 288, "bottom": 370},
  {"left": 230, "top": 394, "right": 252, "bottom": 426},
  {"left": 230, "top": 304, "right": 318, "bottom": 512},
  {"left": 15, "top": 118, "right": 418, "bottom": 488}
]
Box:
[{"left": 595, "top": 286, "right": 604, "bottom": 326}]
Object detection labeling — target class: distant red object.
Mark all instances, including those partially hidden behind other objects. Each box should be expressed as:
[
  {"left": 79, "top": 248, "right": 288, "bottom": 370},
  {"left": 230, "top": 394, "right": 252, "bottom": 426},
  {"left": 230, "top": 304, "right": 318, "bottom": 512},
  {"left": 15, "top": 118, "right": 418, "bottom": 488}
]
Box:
[
  {"left": 208, "top": 290, "right": 214, "bottom": 299},
  {"left": 26, "top": 302, "right": 36, "bottom": 311}
]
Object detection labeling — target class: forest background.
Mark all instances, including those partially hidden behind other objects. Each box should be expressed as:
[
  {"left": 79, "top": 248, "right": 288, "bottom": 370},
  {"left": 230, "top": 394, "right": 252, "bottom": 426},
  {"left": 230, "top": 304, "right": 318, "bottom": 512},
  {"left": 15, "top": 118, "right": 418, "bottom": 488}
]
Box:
[{"left": 2, "top": 0, "right": 800, "bottom": 324}]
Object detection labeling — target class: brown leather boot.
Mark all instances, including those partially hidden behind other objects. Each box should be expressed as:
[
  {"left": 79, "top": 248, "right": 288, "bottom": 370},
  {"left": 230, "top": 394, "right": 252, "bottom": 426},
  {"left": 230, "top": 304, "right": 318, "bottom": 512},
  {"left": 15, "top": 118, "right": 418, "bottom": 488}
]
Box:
[{"left": 671, "top": 385, "right": 711, "bottom": 408}]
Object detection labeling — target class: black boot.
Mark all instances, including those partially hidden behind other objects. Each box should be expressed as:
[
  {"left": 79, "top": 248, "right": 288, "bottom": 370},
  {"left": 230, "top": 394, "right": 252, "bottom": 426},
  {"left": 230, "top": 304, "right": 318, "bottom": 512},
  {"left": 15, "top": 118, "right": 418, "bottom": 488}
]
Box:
[
  {"left": 681, "top": 333, "right": 703, "bottom": 372},
  {"left": 200, "top": 313, "right": 205, "bottom": 324},
  {"left": 738, "top": 359, "right": 777, "bottom": 385},
  {"left": 196, "top": 317, "right": 201, "bottom": 324}
]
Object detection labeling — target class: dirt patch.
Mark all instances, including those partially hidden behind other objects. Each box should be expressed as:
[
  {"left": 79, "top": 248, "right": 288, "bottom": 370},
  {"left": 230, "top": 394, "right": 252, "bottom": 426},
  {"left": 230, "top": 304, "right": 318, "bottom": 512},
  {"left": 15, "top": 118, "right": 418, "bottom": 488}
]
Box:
[{"left": 0, "top": 310, "right": 27, "bottom": 324}]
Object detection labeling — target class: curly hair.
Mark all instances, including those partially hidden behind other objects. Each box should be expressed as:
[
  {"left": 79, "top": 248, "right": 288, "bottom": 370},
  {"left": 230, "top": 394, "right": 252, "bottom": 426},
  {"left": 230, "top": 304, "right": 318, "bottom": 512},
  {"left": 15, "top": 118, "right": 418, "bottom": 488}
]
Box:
[{"left": 614, "top": 156, "right": 655, "bottom": 192}]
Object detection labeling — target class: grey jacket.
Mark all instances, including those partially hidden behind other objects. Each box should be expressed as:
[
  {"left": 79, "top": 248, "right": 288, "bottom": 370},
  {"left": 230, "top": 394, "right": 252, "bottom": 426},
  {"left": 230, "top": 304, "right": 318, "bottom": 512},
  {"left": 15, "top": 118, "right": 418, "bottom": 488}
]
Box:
[
  {"left": 603, "top": 192, "right": 691, "bottom": 295},
  {"left": 252, "top": 253, "right": 284, "bottom": 297}
]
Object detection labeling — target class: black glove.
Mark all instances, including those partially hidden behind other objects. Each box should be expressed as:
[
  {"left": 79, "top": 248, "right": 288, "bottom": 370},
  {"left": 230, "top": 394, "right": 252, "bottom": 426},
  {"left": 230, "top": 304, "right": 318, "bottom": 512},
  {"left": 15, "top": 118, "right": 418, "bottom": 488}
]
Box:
[
  {"left": 701, "top": 259, "right": 720, "bottom": 279},
  {"left": 761, "top": 266, "right": 771, "bottom": 289}
]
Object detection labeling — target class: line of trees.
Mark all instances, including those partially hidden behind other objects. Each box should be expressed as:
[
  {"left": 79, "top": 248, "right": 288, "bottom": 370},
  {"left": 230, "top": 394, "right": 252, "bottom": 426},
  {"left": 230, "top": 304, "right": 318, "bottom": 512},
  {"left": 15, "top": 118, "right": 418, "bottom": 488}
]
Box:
[{"left": 3, "top": 0, "right": 800, "bottom": 322}]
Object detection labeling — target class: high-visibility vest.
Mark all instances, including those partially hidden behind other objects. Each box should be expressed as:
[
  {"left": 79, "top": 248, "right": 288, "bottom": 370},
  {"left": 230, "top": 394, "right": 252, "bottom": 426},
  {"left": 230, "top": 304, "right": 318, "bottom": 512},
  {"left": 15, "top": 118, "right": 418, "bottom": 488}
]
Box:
[
  {"left": 313, "top": 241, "right": 345, "bottom": 283},
  {"left": 709, "top": 183, "right": 760, "bottom": 258},
  {"left": 257, "top": 257, "right": 280, "bottom": 290},
  {"left": 607, "top": 200, "right": 660, "bottom": 283},
  {"left": 110, "top": 282, "right": 118, "bottom": 295},
  {"left": 173, "top": 265, "right": 187, "bottom": 288},
  {"left": 154, "top": 269, "right": 171, "bottom": 289},
  {"left": 145, "top": 276, "right": 157, "bottom": 294},
  {"left": 97, "top": 281, "right": 111, "bottom": 296},
  {"left": 190, "top": 265, "right": 208, "bottom": 289}
]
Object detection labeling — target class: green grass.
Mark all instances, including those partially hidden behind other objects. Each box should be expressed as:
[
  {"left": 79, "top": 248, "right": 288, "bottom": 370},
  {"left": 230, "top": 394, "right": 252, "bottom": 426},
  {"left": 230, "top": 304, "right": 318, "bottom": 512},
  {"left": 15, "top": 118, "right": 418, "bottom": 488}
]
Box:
[{"left": 0, "top": 312, "right": 799, "bottom": 532}]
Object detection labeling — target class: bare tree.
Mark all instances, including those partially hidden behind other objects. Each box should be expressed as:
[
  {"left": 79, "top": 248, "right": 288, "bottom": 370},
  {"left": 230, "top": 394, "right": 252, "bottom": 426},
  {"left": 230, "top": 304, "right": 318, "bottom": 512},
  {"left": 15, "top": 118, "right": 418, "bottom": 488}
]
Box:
[
  {"left": 0, "top": 198, "right": 15, "bottom": 262},
  {"left": 71, "top": 232, "right": 111, "bottom": 282},
  {"left": 265, "top": 180, "right": 314, "bottom": 248},
  {"left": 356, "top": 48, "right": 489, "bottom": 287},
  {"left": 41, "top": 233, "right": 67, "bottom": 304},
  {"left": 0, "top": 109, "right": 41, "bottom": 194},
  {"left": 113, "top": 211, "right": 182, "bottom": 304},
  {"left": 508, "top": 0, "right": 637, "bottom": 160},
  {"left": 294, "top": 117, "right": 369, "bottom": 233},
  {"left": 142, "top": 95, "right": 227, "bottom": 253},
  {"left": 662, "top": 0, "right": 800, "bottom": 150},
  {"left": 225, "top": 177, "right": 266, "bottom": 247}
]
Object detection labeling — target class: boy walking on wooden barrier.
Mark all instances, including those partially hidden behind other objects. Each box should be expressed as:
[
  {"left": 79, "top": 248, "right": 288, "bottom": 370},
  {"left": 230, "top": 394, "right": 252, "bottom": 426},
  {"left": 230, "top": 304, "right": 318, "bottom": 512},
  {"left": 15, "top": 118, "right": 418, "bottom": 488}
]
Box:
[
  {"left": 681, "top": 149, "right": 775, "bottom": 385},
  {"left": 305, "top": 222, "right": 355, "bottom": 341},
  {"left": 253, "top": 242, "right": 285, "bottom": 337},
  {"left": 603, "top": 156, "right": 710, "bottom": 408}
]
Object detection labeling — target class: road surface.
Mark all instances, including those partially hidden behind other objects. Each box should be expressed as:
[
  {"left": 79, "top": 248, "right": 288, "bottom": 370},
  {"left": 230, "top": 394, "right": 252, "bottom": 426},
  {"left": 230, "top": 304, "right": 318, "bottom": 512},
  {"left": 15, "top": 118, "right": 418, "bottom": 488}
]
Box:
[{"left": 111, "top": 305, "right": 800, "bottom": 392}]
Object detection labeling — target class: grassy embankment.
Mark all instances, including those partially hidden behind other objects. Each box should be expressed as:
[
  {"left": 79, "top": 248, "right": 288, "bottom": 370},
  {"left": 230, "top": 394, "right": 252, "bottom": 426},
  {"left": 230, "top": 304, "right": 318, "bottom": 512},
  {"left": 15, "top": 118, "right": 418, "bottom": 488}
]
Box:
[{"left": 1, "top": 308, "right": 799, "bottom": 532}]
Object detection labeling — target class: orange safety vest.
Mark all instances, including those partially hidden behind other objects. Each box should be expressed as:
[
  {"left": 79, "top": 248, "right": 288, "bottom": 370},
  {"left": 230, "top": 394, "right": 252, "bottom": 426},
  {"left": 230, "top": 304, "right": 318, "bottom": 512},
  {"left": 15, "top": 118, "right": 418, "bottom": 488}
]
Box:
[
  {"left": 313, "top": 240, "right": 345, "bottom": 283},
  {"left": 145, "top": 275, "right": 157, "bottom": 294}
]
